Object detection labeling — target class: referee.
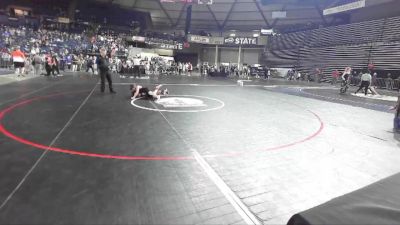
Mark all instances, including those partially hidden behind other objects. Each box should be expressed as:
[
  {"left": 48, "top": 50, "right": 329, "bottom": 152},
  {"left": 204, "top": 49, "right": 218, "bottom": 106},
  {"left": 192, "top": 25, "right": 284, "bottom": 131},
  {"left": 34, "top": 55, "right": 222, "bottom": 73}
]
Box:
[
  {"left": 355, "top": 69, "right": 372, "bottom": 96},
  {"left": 97, "top": 48, "right": 116, "bottom": 94}
]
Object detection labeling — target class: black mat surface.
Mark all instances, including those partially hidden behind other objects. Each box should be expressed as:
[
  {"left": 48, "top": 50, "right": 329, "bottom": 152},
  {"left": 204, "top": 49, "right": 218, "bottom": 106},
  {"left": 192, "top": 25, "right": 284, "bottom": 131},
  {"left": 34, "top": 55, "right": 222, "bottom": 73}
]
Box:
[
  {"left": 287, "top": 172, "right": 400, "bottom": 225},
  {"left": 0, "top": 74, "right": 398, "bottom": 224}
]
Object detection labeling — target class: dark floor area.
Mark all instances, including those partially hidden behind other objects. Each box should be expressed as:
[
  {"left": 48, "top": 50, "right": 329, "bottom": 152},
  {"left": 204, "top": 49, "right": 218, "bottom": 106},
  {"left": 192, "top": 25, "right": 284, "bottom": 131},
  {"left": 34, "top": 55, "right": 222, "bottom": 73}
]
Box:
[{"left": 0, "top": 73, "right": 399, "bottom": 225}]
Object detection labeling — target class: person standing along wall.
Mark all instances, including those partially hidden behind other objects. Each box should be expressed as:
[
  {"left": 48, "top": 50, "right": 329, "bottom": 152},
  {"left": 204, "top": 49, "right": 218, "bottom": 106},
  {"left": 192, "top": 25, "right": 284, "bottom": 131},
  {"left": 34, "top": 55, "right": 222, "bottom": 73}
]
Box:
[
  {"left": 387, "top": 73, "right": 394, "bottom": 90},
  {"left": 331, "top": 69, "right": 339, "bottom": 85},
  {"left": 66, "top": 54, "right": 72, "bottom": 71},
  {"left": 86, "top": 56, "right": 94, "bottom": 74},
  {"left": 45, "top": 55, "right": 54, "bottom": 76},
  {"left": 33, "top": 54, "right": 42, "bottom": 76},
  {"left": 52, "top": 56, "right": 60, "bottom": 76},
  {"left": 73, "top": 54, "right": 79, "bottom": 72},
  {"left": 188, "top": 62, "right": 193, "bottom": 76},
  {"left": 391, "top": 96, "right": 400, "bottom": 131}
]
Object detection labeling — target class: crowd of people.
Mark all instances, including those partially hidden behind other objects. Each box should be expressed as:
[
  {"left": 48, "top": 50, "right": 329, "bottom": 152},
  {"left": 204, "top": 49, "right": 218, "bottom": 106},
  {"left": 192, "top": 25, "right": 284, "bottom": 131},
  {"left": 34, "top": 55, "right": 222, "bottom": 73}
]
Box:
[
  {"left": 2, "top": 24, "right": 400, "bottom": 94},
  {"left": 117, "top": 56, "right": 194, "bottom": 77},
  {"left": 5, "top": 46, "right": 197, "bottom": 78},
  {"left": 0, "top": 24, "right": 200, "bottom": 78},
  {"left": 281, "top": 66, "right": 400, "bottom": 92},
  {"left": 0, "top": 24, "right": 128, "bottom": 75}
]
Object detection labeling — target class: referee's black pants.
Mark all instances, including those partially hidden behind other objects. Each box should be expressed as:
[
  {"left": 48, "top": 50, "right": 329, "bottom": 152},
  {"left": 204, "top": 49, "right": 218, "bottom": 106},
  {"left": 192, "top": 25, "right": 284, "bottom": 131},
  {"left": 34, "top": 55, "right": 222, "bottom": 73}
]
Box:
[
  {"left": 355, "top": 81, "right": 370, "bottom": 95},
  {"left": 100, "top": 71, "right": 114, "bottom": 92}
]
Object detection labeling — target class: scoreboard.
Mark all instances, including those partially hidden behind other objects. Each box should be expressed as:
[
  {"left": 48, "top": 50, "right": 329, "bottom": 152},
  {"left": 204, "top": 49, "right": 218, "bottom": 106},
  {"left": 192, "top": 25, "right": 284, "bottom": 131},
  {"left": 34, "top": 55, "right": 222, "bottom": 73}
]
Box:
[{"left": 160, "top": 0, "right": 213, "bottom": 4}]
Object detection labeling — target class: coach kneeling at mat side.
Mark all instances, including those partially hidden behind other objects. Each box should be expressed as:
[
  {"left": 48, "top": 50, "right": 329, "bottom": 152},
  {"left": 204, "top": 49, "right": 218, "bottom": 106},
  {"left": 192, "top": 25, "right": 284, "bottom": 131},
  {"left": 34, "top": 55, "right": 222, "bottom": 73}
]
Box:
[
  {"left": 97, "top": 48, "right": 116, "bottom": 94},
  {"left": 355, "top": 70, "right": 372, "bottom": 96}
]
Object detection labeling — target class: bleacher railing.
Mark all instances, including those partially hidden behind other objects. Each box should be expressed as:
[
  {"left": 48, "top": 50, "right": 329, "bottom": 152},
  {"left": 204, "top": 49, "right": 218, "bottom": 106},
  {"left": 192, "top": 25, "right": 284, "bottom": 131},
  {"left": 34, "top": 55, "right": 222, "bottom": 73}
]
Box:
[
  {"left": 0, "top": 58, "right": 12, "bottom": 69},
  {"left": 372, "top": 78, "right": 400, "bottom": 90}
]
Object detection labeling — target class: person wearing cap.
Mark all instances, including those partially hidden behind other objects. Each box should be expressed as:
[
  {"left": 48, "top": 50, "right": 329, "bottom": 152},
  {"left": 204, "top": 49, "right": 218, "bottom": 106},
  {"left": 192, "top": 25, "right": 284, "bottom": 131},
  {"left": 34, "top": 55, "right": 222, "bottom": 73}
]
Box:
[{"left": 97, "top": 48, "right": 116, "bottom": 94}]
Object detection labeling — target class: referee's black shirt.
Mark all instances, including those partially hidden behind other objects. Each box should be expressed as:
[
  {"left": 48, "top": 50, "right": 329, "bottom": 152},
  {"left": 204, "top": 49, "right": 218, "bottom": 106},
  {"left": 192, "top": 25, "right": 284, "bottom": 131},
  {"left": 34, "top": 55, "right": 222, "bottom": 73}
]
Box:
[{"left": 97, "top": 56, "right": 110, "bottom": 73}]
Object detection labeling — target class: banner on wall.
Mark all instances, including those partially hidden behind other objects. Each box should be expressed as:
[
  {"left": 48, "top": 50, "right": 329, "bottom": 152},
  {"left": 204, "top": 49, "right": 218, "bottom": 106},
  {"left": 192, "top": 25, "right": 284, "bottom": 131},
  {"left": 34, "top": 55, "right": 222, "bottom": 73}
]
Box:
[
  {"left": 187, "top": 35, "right": 226, "bottom": 45},
  {"left": 147, "top": 42, "right": 184, "bottom": 50},
  {"left": 189, "top": 35, "right": 210, "bottom": 44},
  {"left": 144, "top": 37, "right": 184, "bottom": 50},
  {"left": 224, "top": 37, "right": 258, "bottom": 45},
  {"left": 131, "top": 36, "right": 146, "bottom": 42},
  {"left": 272, "top": 11, "right": 286, "bottom": 19},
  {"left": 57, "top": 17, "right": 70, "bottom": 23},
  {"left": 210, "top": 37, "right": 224, "bottom": 45}
]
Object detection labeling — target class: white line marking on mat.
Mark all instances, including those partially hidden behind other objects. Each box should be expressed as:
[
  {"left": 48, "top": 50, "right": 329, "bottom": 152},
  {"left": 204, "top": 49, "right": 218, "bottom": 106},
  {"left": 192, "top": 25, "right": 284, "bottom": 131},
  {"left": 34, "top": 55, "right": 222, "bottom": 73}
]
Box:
[
  {"left": 149, "top": 101, "right": 261, "bottom": 225},
  {"left": 113, "top": 83, "right": 237, "bottom": 87},
  {"left": 0, "top": 77, "right": 72, "bottom": 107},
  {"left": 0, "top": 83, "right": 97, "bottom": 211}
]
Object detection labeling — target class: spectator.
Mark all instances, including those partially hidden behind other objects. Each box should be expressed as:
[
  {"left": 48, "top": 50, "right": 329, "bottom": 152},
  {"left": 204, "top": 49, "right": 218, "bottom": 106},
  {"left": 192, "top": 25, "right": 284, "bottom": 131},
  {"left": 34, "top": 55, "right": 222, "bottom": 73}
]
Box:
[
  {"left": 45, "top": 55, "right": 57, "bottom": 76},
  {"left": 391, "top": 96, "right": 400, "bottom": 131},
  {"left": 33, "top": 53, "right": 42, "bottom": 75},
  {"left": 66, "top": 54, "right": 72, "bottom": 70},
  {"left": 387, "top": 73, "right": 394, "bottom": 90},
  {"left": 188, "top": 62, "right": 193, "bottom": 76},
  {"left": 331, "top": 69, "right": 339, "bottom": 85},
  {"left": 11, "top": 46, "right": 26, "bottom": 77},
  {"left": 72, "top": 54, "right": 78, "bottom": 72},
  {"left": 86, "top": 56, "right": 95, "bottom": 74},
  {"left": 372, "top": 72, "right": 378, "bottom": 87},
  {"left": 52, "top": 56, "right": 60, "bottom": 76}
]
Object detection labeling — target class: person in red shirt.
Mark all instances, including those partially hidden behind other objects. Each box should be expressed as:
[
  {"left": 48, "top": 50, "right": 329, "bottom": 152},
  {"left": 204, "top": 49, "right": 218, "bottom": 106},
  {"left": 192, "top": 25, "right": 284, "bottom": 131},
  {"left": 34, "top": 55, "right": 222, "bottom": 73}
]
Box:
[
  {"left": 45, "top": 55, "right": 54, "bottom": 76},
  {"left": 188, "top": 62, "right": 193, "bottom": 76},
  {"left": 11, "top": 46, "right": 26, "bottom": 77},
  {"left": 331, "top": 69, "right": 339, "bottom": 85}
]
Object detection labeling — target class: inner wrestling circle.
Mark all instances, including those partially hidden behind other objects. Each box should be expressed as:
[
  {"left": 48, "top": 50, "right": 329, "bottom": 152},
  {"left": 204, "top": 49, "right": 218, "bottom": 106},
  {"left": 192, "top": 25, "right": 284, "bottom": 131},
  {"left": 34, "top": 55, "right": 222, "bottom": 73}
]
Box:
[
  {"left": 131, "top": 95, "right": 225, "bottom": 113},
  {"left": 0, "top": 91, "right": 324, "bottom": 161}
]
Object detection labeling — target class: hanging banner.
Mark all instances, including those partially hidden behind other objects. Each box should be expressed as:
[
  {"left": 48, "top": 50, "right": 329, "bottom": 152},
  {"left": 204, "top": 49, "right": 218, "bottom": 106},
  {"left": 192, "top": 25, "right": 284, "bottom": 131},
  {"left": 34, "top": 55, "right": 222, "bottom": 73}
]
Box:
[{"left": 224, "top": 37, "right": 258, "bottom": 45}]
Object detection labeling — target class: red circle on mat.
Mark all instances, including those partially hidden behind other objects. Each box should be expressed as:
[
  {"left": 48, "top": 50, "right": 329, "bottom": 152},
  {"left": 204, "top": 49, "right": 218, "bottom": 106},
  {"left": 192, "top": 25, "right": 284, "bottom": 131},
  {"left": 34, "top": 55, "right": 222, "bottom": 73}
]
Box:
[{"left": 0, "top": 91, "right": 324, "bottom": 161}]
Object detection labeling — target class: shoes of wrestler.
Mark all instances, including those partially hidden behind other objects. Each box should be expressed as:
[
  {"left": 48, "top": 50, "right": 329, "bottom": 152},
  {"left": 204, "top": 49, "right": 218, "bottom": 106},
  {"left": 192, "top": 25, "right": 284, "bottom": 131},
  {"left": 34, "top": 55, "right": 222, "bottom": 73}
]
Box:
[
  {"left": 110, "top": 90, "right": 116, "bottom": 94},
  {"left": 131, "top": 96, "right": 135, "bottom": 100}
]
